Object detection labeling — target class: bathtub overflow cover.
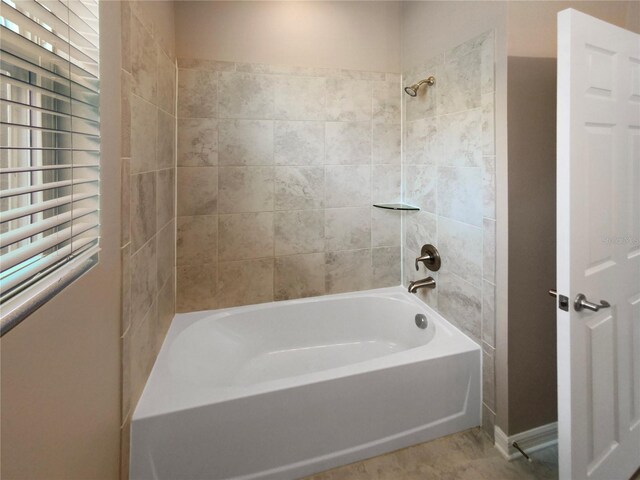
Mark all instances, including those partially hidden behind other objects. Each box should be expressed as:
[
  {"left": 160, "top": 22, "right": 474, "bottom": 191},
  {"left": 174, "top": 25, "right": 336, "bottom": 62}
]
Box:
[{"left": 415, "top": 313, "right": 428, "bottom": 329}]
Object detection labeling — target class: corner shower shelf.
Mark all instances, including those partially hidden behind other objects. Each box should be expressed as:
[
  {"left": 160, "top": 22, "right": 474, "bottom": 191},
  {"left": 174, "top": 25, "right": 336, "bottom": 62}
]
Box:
[{"left": 373, "top": 203, "right": 420, "bottom": 211}]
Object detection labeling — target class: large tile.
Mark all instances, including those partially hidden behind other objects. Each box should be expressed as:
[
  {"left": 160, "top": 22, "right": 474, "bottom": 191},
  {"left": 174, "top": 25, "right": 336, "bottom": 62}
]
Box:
[
  {"left": 480, "top": 31, "right": 495, "bottom": 95},
  {"left": 274, "top": 166, "right": 324, "bottom": 211},
  {"left": 176, "top": 263, "right": 217, "bottom": 313},
  {"left": 437, "top": 166, "right": 483, "bottom": 227},
  {"left": 325, "top": 122, "right": 371, "bottom": 165},
  {"left": 372, "top": 246, "right": 401, "bottom": 288},
  {"left": 325, "top": 77, "right": 371, "bottom": 121},
  {"left": 483, "top": 218, "right": 496, "bottom": 284},
  {"left": 275, "top": 253, "right": 325, "bottom": 301},
  {"left": 324, "top": 207, "right": 371, "bottom": 252},
  {"left": 218, "top": 120, "right": 274, "bottom": 166},
  {"left": 274, "top": 209, "right": 324, "bottom": 256},
  {"left": 371, "top": 207, "right": 400, "bottom": 247},
  {"left": 483, "top": 156, "right": 496, "bottom": 220},
  {"left": 157, "top": 49, "right": 176, "bottom": 115},
  {"left": 219, "top": 166, "right": 274, "bottom": 213},
  {"left": 121, "top": 244, "right": 131, "bottom": 336},
  {"left": 131, "top": 171, "right": 156, "bottom": 252},
  {"left": 404, "top": 118, "right": 439, "bottom": 165},
  {"left": 371, "top": 165, "right": 401, "bottom": 204},
  {"left": 121, "top": 1, "right": 131, "bottom": 74},
  {"left": 217, "top": 258, "right": 274, "bottom": 308},
  {"left": 218, "top": 212, "right": 274, "bottom": 261},
  {"left": 156, "top": 220, "right": 175, "bottom": 291},
  {"left": 130, "top": 94, "right": 157, "bottom": 174},
  {"left": 437, "top": 49, "right": 481, "bottom": 115},
  {"left": 130, "top": 14, "right": 156, "bottom": 103},
  {"left": 177, "top": 58, "right": 235, "bottom": 72},
  {"left": 403, "top": 164, "right": 437, "bottom": 213},
  {"left": 274, "top": 76, "right": 326, "bottom": 120},
  {"left": 403, "top": 210, "right": 437, "bottom": 258},
  {"left": 121, "top": 71, "right": 132, "bottom": 158},
  {"left": 325, "top": 249, "right": 372, "bottom": 294},
  {"left": 404, "top": 67, "right": 439, "bottom": 122},
  {"left": 482, "top": 280, "right": 496, "bottom": 348},
  {"left": 121, "top": 158, "right": 131, "bottom": 246},
  {"left": 274, "top": 121, "right": 324, "bottom": 166},
  {"left": 177, "top": 166, "right": 218, "bottom": 216},
  {"left": 440, "top": 109, "right": 482, "bottom": 167},
  {"left": 372, "top": 123, "right": 401, "bottom": 165},
  {"left": 325, "top": 165, "right": 370, "bottom": 208},
  {"left": 218, "top": 72, "right": 274, "bottom": 119},
  {"left": 177, "top": 215, "right": 217, "bottom": 266},
  {"left": 482, "top": 344, "right": 496, "bottom": 411},
  {"left": 178, "top": 118, "right": 218, "bottom": 167},
  {"left": 156, "top": 109, "right": 176, "bottom": 170},
  {"left": 178, "top": 69, "right": 218, "bottom": 118},
  {"left": 482, "top": 405, "right": 496, "bottom": 442},
  {"left": 481, "top": 93, "right": 495, "bottom": 155},
  {"left": 438, "top": 272, "right": 482, "bottom": 343},
  {"left": 156, "top": 168, "right": 175, "bottom": 229},
  {"left": 372, "top": 81, "right": 401, "bottom": 124},
  {"left": 447, "top": 30, "right": 491, "bottom": 61},
  {"left": 130, "top": 237, "right": 156, "bottom": 326},
  {"left": 128, "top": 300, "right": 156, "bottom": 412},
  {"left": 156, "top": 274, "right": 175, "bottom": 349},
  {"left": 438, "top": 217, "right": 483, "bottom": 287}
]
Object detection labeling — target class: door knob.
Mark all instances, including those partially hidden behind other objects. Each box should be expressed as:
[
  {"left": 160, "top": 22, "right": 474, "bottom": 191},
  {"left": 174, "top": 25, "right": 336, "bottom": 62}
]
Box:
[{"left": 574, "top": 294, "right": 610, "bottom": 312}]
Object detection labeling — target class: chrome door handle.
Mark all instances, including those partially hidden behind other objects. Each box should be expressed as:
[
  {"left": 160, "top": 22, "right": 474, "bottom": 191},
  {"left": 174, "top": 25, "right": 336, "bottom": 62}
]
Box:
[{"left": 574, "top": 294, "right": 610, "bottom": 312}]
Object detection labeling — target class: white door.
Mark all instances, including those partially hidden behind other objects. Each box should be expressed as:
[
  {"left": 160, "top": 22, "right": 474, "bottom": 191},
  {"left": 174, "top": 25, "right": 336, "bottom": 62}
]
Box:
[{"left": 557, "top": 8, "right": 640, "bottom": 480}]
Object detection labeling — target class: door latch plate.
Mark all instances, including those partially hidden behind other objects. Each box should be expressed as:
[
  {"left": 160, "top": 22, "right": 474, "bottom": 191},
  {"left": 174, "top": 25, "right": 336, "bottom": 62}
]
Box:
[{"left": 558, "top": 295, "right": 569, "bottom": 311}]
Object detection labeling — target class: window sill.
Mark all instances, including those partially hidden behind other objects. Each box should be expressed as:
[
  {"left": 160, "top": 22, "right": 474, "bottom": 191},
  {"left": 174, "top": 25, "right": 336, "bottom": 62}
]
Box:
[{"left": 0, "top": 250, "right": 99, "bottom": 336}]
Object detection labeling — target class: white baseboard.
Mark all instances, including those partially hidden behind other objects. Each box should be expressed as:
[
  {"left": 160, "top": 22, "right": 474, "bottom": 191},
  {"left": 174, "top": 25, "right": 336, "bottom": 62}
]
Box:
[{"left": 494, "top": 422, "right": 558, "bottom": 461}]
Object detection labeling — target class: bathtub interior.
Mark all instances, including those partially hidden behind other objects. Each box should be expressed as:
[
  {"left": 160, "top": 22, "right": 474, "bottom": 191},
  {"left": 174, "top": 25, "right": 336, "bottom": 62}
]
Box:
[
  {"left": 167, "top": 293, "right": 438, "bottom": 388},
  {"left": 134, "top": 288, "right": 480, "bottom": 421}
]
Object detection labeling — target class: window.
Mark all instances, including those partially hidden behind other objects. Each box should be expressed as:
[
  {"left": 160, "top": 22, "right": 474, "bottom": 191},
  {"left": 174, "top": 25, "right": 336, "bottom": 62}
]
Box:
[{"left": 0, "top": 0, "right": 100, "bottom": 334}]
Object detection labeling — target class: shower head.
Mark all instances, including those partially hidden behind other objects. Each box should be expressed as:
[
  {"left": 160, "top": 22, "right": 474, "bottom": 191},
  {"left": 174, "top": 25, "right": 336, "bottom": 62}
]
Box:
[{"left": 404, "top": 76, "right": 436, "bottom": 97}]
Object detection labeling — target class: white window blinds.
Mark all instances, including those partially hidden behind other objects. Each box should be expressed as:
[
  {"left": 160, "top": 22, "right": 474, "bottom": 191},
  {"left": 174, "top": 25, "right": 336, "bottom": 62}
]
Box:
[{"left": 0, "top": 0, "right": 100, "bottom": 330}]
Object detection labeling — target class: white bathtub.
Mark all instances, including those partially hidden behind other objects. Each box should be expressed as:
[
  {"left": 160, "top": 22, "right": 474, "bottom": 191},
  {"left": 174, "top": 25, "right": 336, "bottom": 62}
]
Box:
[{"left": 130, "top": 287, "right": 481, "bottom": 480}]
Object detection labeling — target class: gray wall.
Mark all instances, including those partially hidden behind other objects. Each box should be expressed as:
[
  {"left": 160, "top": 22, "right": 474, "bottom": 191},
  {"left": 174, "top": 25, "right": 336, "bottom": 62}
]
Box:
[{"left": 507, "top": 56, "right": 557, "bottom": 434}]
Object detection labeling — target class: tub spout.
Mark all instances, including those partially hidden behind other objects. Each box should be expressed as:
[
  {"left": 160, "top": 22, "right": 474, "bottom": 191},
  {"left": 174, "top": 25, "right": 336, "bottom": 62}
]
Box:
[{"left": 408, "top": 277, "right": 436, "bottom": 293}]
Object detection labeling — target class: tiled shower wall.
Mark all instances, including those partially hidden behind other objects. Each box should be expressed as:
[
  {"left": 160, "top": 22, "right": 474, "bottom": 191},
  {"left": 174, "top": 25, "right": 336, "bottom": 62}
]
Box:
[
  {"left": 175, "top": 60, "right": 402, "bottom": 312},
  {"left": 401, "top": 31, "right": 497, "bottom": 437},
  {"left": 120, "top": 2, "right": 176, "bottom": 477}
]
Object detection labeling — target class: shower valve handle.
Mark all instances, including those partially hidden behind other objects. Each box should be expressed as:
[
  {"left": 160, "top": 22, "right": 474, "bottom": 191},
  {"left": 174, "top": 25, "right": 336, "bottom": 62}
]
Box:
[{"left": 414, "top": 244, "right": 441, "bottom": 272}]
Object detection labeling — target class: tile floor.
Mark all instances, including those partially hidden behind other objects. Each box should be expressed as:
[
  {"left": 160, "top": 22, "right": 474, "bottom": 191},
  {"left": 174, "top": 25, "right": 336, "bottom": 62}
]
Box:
[{"left": 303, "top": 428, "right": 559, "bottom": 480}]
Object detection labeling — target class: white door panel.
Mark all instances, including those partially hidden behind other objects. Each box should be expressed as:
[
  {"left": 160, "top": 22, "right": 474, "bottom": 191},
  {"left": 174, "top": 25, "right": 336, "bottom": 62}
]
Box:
[{"left": 557, "top": 9, "right": 640, "bottom": 480}]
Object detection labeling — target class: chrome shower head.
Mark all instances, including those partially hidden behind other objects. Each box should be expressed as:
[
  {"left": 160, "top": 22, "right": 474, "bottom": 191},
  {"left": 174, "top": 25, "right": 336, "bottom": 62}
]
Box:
[{"left": 404, "top": 76, "right": 435, "bottom": 97}]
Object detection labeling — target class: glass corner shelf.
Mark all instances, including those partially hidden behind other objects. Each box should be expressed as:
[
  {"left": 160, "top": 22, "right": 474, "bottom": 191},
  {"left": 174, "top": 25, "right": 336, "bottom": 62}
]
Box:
[{"left": 373, "top": 203, "right": 420, "bottom": 211}]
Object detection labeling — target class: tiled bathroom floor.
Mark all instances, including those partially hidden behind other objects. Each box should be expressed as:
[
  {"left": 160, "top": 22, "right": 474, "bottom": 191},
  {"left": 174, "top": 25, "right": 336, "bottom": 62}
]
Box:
[{"left": 303, "top": 428, "right": 559, "bottom": 480}]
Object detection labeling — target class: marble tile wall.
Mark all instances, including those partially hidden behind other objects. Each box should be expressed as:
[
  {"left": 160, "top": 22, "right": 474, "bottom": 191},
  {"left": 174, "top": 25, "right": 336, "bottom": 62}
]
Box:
[
  {"left": 175, "top": 60, "right": 402, "bottom": 312},
  {"left": 120, "top": 2, "right": 176, "bottom": 478},
  {"left": 401, "top": 30, "right": 497, "bottom": 438}
]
